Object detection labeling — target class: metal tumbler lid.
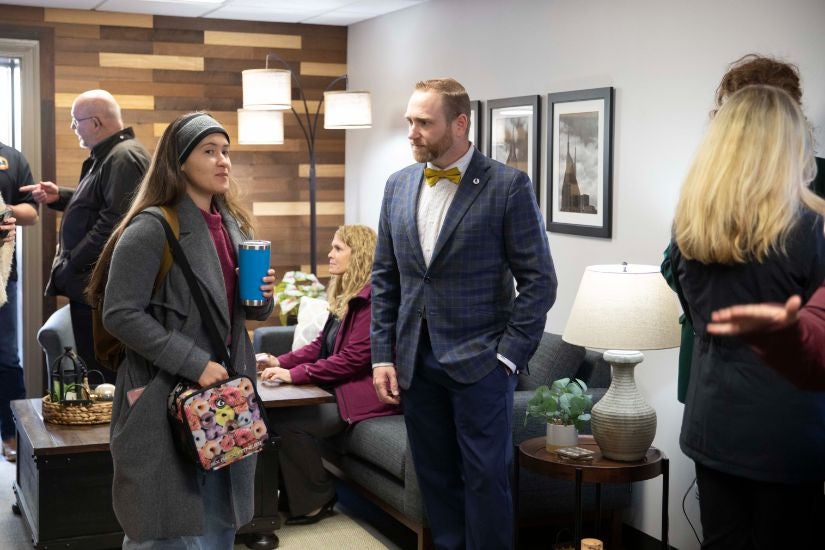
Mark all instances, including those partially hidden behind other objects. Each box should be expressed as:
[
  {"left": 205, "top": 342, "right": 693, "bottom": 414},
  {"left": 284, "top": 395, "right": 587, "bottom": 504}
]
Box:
[{"left": 239, "top": 240, "right": 271, "bottom": 250}]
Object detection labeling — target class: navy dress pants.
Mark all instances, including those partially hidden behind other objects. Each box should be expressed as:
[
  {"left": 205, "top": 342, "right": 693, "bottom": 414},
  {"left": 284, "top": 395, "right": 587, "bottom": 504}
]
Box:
[{"left": 402, "top": 330, "right": 518, "bottom": 550}]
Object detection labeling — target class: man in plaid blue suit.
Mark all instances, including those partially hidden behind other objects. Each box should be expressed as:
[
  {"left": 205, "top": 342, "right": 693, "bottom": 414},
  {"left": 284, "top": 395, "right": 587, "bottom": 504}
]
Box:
[{"left": 371, "top": 78, "right": 557, "bottom": 550}]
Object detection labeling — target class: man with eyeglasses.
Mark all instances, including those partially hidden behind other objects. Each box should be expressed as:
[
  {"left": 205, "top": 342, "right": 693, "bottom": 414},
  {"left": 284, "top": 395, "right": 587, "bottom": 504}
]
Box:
[{"left": 21, "top": 89, "right": 149, "bottom": 383}]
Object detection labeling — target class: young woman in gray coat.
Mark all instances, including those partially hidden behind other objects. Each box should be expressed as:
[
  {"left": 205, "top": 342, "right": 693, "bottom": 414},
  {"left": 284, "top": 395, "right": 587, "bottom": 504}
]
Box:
[{"left": 86, "top": 112, "right": 275, "bottom": 548}]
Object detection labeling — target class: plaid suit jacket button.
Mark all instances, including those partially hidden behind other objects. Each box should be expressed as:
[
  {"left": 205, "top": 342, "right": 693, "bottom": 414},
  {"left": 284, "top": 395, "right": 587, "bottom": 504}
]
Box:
[{"left": 423, "top": 276, "right": 431, "bottom": 283}]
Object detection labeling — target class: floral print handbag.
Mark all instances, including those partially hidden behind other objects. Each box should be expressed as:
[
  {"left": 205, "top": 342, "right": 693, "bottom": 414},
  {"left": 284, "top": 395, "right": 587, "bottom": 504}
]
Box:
[{"left": 168, "top": 375, "right": 273, "bottom": 471}]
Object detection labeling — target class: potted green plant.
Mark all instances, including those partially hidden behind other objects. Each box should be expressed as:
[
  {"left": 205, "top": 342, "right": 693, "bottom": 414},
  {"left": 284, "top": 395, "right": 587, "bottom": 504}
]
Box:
[
  {"left": 273, "top": 271, "right": 326, "bottom": 325},
  {"left": 525, "top": 377, "right": 593, "bottom": 450}
]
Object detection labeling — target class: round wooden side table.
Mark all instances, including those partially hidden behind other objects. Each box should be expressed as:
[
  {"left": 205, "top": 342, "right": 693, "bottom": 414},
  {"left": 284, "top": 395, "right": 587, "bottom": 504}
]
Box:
[{"left": 517, "top": 435, "right": 669, "bottom": 549}]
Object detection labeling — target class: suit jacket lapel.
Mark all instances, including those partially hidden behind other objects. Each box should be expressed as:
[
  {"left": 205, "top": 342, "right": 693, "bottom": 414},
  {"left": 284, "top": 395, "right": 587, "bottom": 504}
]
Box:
[
  {"left": 403, "top": 164, "right": 427, "bottom": 270},
  {"left": 430, "top": 150, "right": 491, "bottom": 263}
]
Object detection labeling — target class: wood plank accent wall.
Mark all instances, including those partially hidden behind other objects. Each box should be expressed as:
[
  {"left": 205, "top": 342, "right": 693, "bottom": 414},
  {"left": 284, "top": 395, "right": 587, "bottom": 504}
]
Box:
[{"left": 0, "top": 5, "right": 349, "bottom": 326}]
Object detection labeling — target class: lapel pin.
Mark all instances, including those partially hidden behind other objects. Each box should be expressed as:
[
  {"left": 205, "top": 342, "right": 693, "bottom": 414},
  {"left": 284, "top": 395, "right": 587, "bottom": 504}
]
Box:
[{"left": 473, "top": 178, "right": 479, "bottom": 185}]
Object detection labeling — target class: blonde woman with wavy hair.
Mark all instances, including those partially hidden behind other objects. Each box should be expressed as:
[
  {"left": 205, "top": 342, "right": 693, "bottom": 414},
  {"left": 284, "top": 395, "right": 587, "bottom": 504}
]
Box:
[
  {"left": 325, "top": 224, "right": 377, "bottom": 319},
  {"left": 669, "top": 84, "right": 825, "bottom": 549},
  {"left": 258, "top": 224, "right": 398, "bottom": 525},
  {"left": 674, "top": 85, "right": 824, "bottom": 264}
]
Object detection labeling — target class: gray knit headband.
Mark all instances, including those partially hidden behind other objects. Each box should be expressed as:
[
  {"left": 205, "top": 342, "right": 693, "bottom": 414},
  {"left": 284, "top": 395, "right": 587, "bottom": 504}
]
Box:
[{"left": 176, "top": 113, "right": 230, "bottom": 165}]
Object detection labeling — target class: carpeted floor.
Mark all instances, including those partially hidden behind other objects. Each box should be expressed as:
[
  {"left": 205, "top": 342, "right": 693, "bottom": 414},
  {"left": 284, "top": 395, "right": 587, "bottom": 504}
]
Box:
[{"left": 0, "top": 454, "right": 397, "bottom": 549}]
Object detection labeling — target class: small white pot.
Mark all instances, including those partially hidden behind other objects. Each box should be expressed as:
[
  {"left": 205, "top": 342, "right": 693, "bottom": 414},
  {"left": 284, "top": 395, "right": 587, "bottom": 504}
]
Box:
[{"left": 546, "top": 423, "right": 578, "bottom": 451}]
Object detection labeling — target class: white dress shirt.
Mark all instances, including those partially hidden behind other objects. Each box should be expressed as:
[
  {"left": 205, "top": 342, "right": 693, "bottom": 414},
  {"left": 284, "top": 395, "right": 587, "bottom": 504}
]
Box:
[{"left": 416, "top": 145, "right": 475, "bottom": 266}]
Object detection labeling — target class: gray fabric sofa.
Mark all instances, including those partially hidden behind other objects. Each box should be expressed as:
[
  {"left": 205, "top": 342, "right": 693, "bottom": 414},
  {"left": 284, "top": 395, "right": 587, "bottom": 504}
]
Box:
[{"left": 253, "top": 327, "right": 631, "bottom": 549}]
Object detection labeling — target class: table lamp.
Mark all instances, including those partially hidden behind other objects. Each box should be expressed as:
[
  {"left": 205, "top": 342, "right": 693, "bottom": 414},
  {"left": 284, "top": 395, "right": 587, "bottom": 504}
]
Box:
[{"left": 562, "top": 263, "right": 680, "bottom": 461}]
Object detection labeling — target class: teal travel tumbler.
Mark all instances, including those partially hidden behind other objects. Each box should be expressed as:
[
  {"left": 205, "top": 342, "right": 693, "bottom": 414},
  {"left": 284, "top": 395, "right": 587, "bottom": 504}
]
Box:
[{"left": 238, "top": 240, "right": 271, "bottom": 306}]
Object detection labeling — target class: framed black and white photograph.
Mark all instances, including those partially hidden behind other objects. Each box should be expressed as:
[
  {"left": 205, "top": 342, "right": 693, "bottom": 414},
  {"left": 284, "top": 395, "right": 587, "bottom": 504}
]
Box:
[
  {"left": 487, "top": 95, "right": 540, "bottom": 200},
  {"left": 469, "top": 100, "right": 481, "bottom": 150},
  {"left": 546, "top": 87, "right": 614, "bottom": 238}
]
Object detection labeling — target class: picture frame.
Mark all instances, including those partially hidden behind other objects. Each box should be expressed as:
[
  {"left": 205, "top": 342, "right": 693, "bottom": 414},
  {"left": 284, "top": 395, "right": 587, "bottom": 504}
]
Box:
[
  {"left": 469, "top": 100, "right": 481, "bottom": 150},
  {"left": 546, "top": 87, "right": 614, "bottom": 238},
  {"left": 486, "top": 95, "right": 540, "bottom": 200}
]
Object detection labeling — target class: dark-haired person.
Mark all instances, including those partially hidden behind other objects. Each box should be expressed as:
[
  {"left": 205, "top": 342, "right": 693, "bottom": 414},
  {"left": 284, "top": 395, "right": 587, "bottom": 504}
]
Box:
[
  {"left": 669, "top": 86, "right": 825, "bottom": 549},
  {"left": 85, "top": 112, "right": 275, "bottom": 548},
  {"left": 371, "top": 78, "right": 557, "bottom": 550},
  {"left": 258, "top": 224, "right": 399, "bottom": 525},
  {"left": 22, "top": 89, "right": 150, "bottom": 383},
  {"left": 0, "top": 142, "right": 38, "bottom": 462},
  {"left": 662, "top": 53, "right": 825, "bottom": 405}
]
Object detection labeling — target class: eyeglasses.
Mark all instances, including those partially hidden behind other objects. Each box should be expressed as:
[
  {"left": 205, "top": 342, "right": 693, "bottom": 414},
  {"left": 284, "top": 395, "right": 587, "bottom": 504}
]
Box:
[{"left": 70, "top": 116, "right": 97, "bottom": 128}]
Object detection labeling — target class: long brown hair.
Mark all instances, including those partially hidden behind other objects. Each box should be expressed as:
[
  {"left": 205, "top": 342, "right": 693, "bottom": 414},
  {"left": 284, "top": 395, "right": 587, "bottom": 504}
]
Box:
[
  {"left": 86, "top": 112, "right": 254, "bottom": 306},
  {"left": 326, "top": 225, "right": 376, "bottom": 319}
]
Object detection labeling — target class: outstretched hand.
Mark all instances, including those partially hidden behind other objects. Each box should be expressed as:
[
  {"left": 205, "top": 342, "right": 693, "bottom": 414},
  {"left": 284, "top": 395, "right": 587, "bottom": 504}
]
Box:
[
  {"left": 707, "top": 295, "right": 801, "bottom": 336},
  {"left": 19, "top": 181, "right": 59, "bottom": 205}
]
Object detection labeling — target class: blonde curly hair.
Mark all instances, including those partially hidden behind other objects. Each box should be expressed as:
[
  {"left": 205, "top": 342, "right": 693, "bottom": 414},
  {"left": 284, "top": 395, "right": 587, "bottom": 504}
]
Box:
[{"left": 326, "top": 225, "right": 377, "bottom": 319}]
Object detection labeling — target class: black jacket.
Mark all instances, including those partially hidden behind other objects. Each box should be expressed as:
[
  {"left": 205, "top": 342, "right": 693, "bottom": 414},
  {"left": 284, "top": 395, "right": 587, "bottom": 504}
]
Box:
[
  {"left": 46, "top": 128, "right": 149, "bottom": 302},
  {"left": 671, "top": 209, "right": 825, "bottom": 483},
  {"left": 0, "top": 142, "right": 35, "bottom": 281}
]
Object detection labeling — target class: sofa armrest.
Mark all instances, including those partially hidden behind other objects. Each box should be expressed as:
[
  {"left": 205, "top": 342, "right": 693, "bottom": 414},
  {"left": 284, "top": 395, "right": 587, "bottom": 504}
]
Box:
[
  {"left": 512, "top": 390, "right": 551, "bottom": 446},
  {"left": 252, "top": 326, "right": 296, "bottom": 356},
  {"left": 37, "top": 305, "right": 75, "bottom": 370}
]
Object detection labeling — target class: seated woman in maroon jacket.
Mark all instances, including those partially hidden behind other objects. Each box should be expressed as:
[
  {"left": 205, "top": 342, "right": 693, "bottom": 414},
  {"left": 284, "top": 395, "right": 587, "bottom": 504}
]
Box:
[
  {"left": 707, "top": 288, "right": 825, "bottom": 391},
  {"left": 257, "top": 224, "right": 399, "bottom": 525}
]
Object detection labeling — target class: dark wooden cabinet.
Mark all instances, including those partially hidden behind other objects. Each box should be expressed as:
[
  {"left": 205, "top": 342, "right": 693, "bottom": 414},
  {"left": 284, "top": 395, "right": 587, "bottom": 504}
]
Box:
[
  {"left": 13, "top": 399, "right": 122, "bottom": 549},
  {"left": 11, "top": 387, "right": 332, "bottom": 549}
]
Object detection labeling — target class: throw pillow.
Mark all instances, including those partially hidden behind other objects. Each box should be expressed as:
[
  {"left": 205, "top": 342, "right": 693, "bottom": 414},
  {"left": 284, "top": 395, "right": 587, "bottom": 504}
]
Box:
[
  {"left": 292, "top": 296, "right": 330, "bottom": 351},
  {"left": 519, "top": 333, "right": 586, "bottom": 391}
]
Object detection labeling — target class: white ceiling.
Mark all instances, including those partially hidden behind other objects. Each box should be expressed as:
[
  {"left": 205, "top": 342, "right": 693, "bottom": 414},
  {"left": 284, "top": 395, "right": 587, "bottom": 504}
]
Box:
[{"left": 8, "top": 0, "right": 429, "bottom": 25}]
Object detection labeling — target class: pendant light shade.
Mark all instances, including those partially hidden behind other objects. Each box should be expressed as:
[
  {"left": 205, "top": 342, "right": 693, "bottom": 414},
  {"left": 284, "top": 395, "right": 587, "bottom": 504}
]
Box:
[
  {"left": 237, "top": 109, "right": 284, "bottom": 145},
  {"left": 242, "top": 68, "right": 292, "bottom": 110},
  {"left": 323, "top": 90, "right": 372, "bottom": 129}
]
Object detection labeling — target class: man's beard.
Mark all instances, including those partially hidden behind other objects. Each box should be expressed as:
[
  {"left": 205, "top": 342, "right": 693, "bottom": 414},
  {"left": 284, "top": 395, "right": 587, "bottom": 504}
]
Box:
[{"left": 412, "top": 131, "right": 453, "bottom": 164}]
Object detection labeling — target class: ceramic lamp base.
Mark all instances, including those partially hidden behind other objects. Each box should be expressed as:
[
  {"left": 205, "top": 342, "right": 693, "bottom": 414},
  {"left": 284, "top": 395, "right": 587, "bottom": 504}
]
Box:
[{"left": 591, "top": 350, "right": 656, "bottom": 461}]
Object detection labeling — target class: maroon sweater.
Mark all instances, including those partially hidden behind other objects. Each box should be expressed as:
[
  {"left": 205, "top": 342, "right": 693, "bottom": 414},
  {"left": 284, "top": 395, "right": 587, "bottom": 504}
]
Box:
[
  {"left": 276, "top": 284, "right": 400, "bottom": 424},
  {"left": 745, "top": 284, "right": 825, "bottom": 391},
  {"left": 200, "top": 208, "right": 236, "bottom": 321}
]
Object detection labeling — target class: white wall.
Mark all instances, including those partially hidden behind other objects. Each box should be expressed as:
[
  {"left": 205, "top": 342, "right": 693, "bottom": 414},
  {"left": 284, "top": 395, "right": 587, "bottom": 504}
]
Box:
[{"left": 344, "top": 1, "right": 825, "bottom": 548}]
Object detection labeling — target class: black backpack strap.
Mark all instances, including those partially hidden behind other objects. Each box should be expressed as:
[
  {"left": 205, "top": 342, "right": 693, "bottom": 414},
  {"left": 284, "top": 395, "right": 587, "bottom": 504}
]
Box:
[{"left": 144, "top": 210, "right": 235, "bottom": 375}]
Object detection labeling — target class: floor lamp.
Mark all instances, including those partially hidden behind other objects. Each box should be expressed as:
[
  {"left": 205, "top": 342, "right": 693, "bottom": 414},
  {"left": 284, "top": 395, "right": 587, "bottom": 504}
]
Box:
[{"left": 237, "top": 53, "right": 371, "bottom": 275}]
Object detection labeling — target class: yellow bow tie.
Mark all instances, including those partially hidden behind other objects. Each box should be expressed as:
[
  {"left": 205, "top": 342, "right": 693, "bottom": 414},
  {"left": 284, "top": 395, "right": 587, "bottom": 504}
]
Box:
[{"left": 424, "top": 166, "right": 462, "bottom": 186}]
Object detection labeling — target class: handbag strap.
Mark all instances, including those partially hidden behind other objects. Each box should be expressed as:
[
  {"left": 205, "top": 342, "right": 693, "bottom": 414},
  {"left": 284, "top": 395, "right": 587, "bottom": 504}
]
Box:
[{"left": 144, "top": 210, "right": 235, "bottom": 375}]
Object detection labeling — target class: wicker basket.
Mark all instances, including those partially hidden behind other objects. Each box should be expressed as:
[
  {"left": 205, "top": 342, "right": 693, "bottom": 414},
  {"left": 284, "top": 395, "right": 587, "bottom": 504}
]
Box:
[{"left": 42, "top": 394, "right": 112, "bottom": 425}]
